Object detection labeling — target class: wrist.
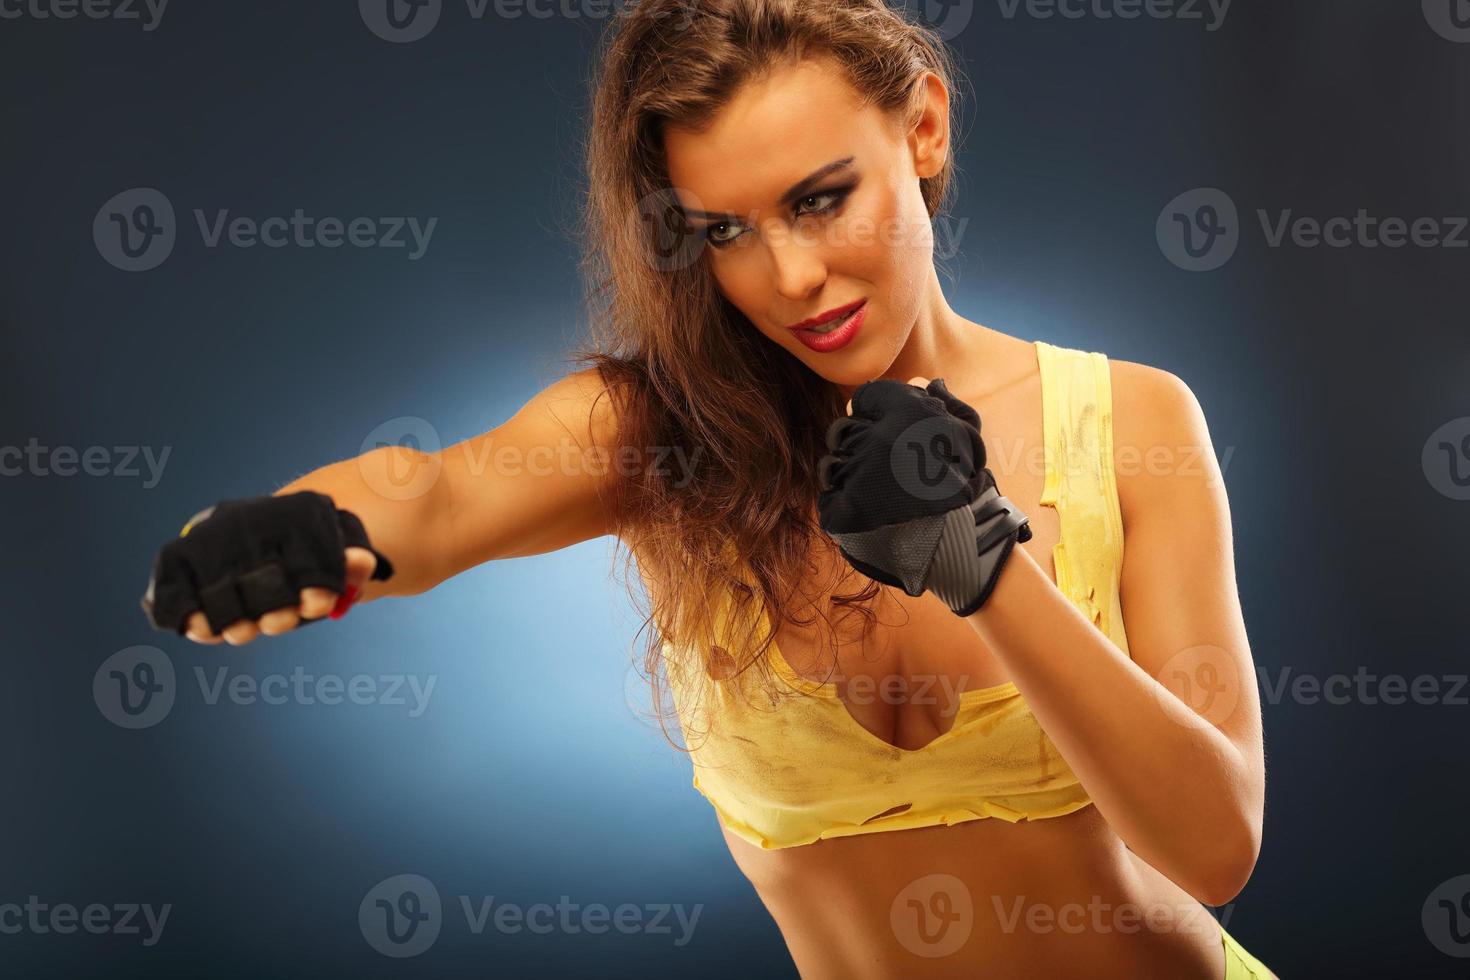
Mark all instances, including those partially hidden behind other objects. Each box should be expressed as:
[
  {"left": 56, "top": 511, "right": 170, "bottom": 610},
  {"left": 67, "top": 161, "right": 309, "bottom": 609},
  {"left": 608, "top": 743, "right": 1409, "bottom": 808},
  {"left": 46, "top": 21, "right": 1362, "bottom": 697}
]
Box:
[{"left": 923, "top": 481, "right": 1032, "bottom": 617}]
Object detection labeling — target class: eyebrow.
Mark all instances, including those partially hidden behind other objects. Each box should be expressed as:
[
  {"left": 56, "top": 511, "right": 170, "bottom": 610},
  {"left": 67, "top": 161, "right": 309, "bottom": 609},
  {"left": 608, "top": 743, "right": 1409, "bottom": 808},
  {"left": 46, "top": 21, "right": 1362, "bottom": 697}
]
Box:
[{"left": 681, "top": 156, "right": 856, "bottom": 222}]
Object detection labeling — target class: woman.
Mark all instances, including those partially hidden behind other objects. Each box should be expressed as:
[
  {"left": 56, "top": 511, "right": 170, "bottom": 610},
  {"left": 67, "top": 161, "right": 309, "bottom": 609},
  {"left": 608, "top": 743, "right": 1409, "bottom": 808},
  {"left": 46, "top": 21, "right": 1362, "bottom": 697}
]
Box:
[{"left": 148, "top": 1, "right": 1274, "bottom": 976}]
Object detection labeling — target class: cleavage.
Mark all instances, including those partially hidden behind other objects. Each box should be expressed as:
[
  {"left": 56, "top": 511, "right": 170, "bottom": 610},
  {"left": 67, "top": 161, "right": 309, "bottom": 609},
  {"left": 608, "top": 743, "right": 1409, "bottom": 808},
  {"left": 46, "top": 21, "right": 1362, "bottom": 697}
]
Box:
[{"left": 775, "top": 589, "right": 997, "bottom": 751}]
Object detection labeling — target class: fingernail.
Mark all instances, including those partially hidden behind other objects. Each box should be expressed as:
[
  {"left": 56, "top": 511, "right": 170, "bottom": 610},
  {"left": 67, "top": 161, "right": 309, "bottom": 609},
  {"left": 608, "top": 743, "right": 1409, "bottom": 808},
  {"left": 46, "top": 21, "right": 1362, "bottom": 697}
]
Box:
[{"left": 329, "top": 584, "right": 360, "bottom": 620}]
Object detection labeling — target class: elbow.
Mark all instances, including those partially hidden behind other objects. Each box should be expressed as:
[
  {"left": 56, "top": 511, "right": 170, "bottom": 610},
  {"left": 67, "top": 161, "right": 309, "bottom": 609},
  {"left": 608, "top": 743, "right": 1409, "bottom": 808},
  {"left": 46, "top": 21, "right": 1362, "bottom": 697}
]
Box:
[{"left": 1193, "top": 818, "right": 1262, "bottom": 907}]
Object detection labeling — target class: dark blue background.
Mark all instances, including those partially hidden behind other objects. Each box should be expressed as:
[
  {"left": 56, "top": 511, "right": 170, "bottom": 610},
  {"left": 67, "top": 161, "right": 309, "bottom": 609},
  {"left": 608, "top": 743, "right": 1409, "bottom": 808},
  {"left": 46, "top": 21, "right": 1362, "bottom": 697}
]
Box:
[{"left": 2, "top": 1, "right": 1467, "bottom": 976}]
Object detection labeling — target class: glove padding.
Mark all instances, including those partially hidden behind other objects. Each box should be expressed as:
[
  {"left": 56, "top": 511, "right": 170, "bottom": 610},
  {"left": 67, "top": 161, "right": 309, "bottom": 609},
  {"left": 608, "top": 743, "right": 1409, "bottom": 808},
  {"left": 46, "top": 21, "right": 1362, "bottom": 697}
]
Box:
[
  {"left": 817, "top": 378, "right": 1032, "bottom": 617},
  {"left": 140, "top": 490, "right": 395, "bottom": 635}
]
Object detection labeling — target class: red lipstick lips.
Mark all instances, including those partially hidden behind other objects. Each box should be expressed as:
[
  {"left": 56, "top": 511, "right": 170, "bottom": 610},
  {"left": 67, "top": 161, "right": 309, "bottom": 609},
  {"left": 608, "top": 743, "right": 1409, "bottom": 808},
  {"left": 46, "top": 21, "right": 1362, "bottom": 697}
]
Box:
[
  {"left": 789, "top": 298, "right": 867, "bottom": 353},
  {"left": 787, "top": 298, "right": 866, "bottom": 332}
]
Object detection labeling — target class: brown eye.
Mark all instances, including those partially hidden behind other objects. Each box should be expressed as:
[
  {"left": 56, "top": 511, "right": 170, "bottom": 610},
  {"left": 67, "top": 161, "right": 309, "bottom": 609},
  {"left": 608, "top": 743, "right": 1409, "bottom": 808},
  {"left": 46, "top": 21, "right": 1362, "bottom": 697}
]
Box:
[
  {"left": 795, "top": 187, "right": 851, "bottom": 217},
  {"left": 705, "top": 220, "right": 744, "bottom": 248}
]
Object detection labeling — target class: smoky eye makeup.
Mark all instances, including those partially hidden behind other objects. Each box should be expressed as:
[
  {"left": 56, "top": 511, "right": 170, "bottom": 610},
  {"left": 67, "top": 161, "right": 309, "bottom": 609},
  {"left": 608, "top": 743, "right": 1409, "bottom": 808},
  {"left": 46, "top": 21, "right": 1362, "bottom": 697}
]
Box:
[{"left": 699, "top": 181, "right": 859, "bottom": 249}]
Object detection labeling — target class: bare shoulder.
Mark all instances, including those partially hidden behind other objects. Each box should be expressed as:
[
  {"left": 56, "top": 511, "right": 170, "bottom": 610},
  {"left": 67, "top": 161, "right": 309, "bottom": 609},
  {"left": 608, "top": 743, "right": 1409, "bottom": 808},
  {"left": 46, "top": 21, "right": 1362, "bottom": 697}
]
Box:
[
  {"left": 530, "top": 365, "right": 626, "bottom": 450},
  {"left": 1105, "top": 357, "right": 1222, "bottom": 527}
]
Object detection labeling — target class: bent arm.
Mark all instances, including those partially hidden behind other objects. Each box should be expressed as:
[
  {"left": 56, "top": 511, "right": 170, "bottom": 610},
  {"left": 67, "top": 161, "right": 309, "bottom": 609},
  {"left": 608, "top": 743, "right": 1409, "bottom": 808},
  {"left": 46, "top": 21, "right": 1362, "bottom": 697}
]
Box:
[{"left": 966, "top": 364, "right": 1265, "bottom": 907}]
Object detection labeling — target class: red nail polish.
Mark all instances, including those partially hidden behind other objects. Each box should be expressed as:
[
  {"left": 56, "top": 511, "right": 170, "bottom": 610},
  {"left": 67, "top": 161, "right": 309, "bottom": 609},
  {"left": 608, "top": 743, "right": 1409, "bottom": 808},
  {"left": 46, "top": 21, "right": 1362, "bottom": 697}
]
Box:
[{"left": 330, "top": 584, "right": 360, "bottom": 620}]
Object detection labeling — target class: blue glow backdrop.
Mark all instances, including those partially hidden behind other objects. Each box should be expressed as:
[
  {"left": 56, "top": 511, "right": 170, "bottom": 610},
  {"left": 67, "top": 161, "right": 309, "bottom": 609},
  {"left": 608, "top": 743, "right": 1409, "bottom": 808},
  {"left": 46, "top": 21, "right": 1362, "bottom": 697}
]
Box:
[{"left": 2, "top": 1, "right": 1467, "bottom": 976}]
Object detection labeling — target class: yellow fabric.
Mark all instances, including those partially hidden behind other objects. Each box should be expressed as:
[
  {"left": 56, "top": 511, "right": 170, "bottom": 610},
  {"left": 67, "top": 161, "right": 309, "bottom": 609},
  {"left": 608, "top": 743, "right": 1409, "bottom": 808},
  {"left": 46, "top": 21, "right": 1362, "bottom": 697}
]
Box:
[
  {"left": 1220, "top": 922, "right": 1275, "bottom": 979},
  {"left": 662, "top": 340, "right": 1132, "bottom": 850}
]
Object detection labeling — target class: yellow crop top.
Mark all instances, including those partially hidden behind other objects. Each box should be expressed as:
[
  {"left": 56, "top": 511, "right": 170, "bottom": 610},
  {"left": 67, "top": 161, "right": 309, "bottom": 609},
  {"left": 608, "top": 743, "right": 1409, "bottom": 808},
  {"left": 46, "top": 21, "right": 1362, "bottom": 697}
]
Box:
[{"left": 661, "top": 340, "right": 1131, "bottom": 849}]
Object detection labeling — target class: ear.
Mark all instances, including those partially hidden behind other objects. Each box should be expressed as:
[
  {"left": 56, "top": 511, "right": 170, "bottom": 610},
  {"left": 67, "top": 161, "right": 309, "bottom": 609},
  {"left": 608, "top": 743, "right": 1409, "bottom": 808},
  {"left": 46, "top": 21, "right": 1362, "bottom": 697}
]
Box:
[{"left": 907, "top": 71, "right": 950, "bottom": 181}]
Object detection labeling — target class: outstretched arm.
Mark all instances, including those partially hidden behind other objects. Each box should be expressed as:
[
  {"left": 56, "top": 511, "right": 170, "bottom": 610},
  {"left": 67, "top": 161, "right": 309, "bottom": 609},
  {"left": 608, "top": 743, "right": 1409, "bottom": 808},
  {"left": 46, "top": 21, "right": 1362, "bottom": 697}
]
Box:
[
  {"left": 276, "top": 367, "right": 622, "bottom": 598},
  {"left": 182, "top": 367, "right": 622, "bottom": 646}
]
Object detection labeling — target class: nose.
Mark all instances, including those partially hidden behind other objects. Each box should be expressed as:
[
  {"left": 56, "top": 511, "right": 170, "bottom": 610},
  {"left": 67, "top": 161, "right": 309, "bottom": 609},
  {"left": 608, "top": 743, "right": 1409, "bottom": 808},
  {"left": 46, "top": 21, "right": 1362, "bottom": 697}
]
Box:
[{"left": 764, "top": 218, "right": 827, "bottom": 302}]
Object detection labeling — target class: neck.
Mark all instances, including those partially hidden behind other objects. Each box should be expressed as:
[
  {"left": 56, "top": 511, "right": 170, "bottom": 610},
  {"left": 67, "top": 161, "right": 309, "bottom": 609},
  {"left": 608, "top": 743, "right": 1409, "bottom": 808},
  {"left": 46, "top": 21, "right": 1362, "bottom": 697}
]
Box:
[{"left": 837, "top": 265, "right": 1001, "bottom": 401}]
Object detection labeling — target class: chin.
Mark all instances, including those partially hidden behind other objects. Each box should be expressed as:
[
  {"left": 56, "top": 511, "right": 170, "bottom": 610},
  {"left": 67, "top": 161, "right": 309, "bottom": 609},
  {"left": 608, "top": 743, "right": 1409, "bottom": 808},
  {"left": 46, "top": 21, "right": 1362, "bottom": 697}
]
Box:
[{"left": 806, "top": 355, "right": 889, "bottom": 391}]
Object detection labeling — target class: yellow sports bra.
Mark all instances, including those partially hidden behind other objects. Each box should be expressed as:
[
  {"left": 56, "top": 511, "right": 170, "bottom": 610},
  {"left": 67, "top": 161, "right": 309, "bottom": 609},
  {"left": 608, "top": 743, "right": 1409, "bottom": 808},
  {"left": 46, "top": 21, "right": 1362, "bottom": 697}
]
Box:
[{"left": 661, "top": 340, "right": 1131, "bottom": 849}]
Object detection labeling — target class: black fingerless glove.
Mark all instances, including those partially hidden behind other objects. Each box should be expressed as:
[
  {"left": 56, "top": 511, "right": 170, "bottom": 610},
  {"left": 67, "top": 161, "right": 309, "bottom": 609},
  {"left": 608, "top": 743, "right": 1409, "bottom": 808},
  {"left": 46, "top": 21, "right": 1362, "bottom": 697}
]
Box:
[
  {"left": 140, "top": 490, "right": 396, "bottom": 635},
  {"left": 816, "top": 378, "right": 1032, "bottom": 617}
]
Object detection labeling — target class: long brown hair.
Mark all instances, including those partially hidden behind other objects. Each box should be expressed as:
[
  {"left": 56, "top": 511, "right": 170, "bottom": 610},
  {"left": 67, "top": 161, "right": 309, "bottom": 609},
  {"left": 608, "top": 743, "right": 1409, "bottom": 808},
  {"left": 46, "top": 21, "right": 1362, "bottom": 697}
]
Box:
[{"left": 566, "top": 0, "right": 965, "bottom": 749}]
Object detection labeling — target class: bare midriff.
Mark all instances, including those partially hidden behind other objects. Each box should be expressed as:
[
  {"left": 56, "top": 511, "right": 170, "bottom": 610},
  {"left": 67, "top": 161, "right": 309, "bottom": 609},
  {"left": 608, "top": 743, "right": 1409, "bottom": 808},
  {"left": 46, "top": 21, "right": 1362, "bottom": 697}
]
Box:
[{"left": 720, "top": 804, "right": 1228, "bottom": 979}]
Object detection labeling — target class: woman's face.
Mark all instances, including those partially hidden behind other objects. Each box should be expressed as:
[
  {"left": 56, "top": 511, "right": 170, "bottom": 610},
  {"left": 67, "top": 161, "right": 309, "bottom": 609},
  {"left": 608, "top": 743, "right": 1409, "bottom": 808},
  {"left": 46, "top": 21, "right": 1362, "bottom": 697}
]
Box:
[{"left": 663, "top": 56, "right": 948, "bottom": 391}]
